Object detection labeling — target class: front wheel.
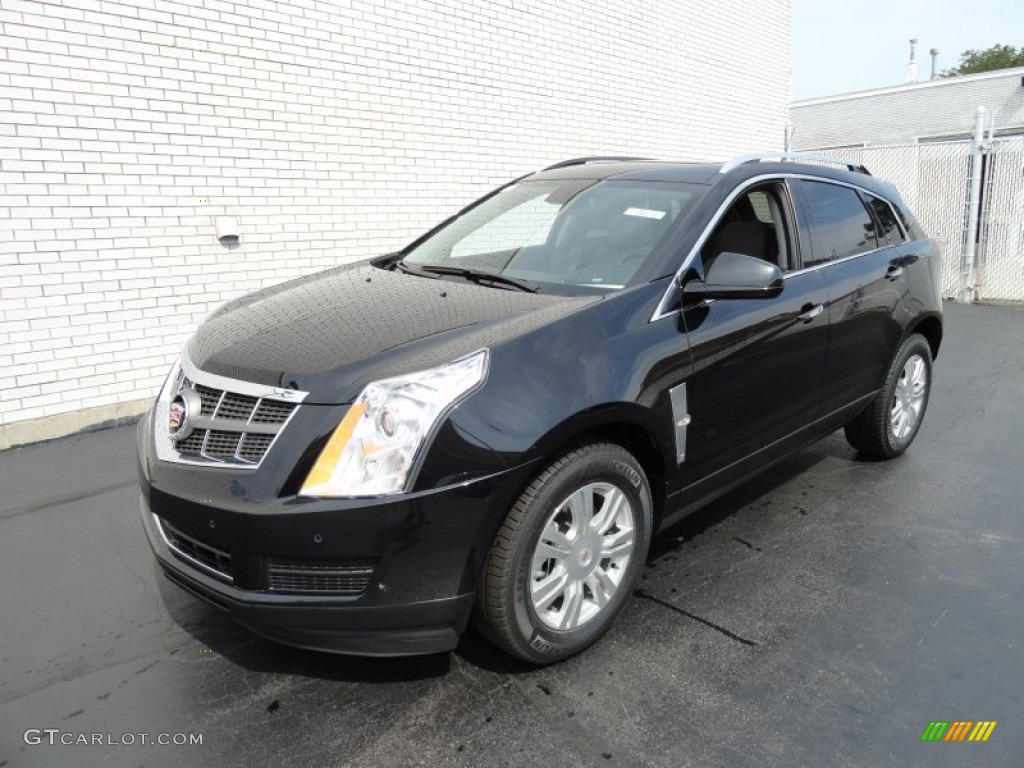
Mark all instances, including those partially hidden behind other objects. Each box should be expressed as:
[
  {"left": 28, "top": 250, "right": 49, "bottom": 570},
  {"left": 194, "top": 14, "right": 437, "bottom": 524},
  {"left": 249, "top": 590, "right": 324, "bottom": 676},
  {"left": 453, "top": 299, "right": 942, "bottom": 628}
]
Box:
[
  {"left": 844, "top": 333, "right": 932, "bottom": 458},
  {"left": 474, "top": 443, "right": 653, "bottom": 663}
]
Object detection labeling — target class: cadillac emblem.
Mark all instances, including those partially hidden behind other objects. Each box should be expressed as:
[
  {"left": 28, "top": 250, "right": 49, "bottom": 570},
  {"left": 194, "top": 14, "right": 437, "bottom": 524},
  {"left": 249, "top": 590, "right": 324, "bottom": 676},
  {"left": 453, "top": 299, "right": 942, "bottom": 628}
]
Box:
[{"left": 169, "top": 388, "right": 202, "bottom": 440}]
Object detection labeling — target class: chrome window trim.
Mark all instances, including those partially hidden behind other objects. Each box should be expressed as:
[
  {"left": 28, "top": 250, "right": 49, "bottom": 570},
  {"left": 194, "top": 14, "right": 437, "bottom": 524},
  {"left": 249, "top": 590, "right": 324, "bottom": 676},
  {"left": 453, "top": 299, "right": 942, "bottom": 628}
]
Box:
[
  {"left": 781, "top": 244, "right": 891, "bottom": 280},
  {"left": 153, "top": 513, "right": 233, "bottom": 584},
  {"left": 153, "top": 348, "right": 309, "bottom": 470},
  {"left": 650, "top": 172, "right": 901, "bottom": 322}
]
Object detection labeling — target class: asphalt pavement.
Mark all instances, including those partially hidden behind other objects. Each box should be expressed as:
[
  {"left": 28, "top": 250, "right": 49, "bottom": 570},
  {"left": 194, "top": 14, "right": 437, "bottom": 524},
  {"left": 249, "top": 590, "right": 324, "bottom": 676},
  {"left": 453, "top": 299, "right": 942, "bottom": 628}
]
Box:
[{"left": 1, "top": 301, "right": 1022, "bottom": 768}]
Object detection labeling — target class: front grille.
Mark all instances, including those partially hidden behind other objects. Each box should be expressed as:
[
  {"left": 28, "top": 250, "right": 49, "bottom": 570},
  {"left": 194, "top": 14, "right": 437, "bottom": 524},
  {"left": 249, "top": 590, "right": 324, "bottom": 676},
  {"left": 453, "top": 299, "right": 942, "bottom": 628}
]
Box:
[
  {"left": 203, "top": 430, "right": 243, "bottom": 460},
  {"left": 194, "top": 383, "right": 222, "bottom": 416},
  {"left": 252, "top": 399, "right": 296, "bottom": 424},
  {"left": 216, "top": 392, "right": 259, "bottom": 421},
  {"left": 171, "top": 375, "right": 299, "bottom": 467},
  {"left": 238, "top": 433, "right": 274, "bottom": 462},
  {"left": 159, "top": 517, "right": 233, "bottom": 581},
  {"left": 267, "top": 558, "right": 376, "bottom": 596},
  {"left": 175, "top": 430, "right": 206, "bottom": 455}
]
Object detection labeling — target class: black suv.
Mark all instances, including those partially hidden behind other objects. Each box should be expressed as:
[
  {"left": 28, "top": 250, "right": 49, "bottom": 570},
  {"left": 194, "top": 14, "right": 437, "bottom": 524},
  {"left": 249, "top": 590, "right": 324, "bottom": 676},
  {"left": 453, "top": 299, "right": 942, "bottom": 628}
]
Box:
[{"left": 138, "top": 154, "right": 942, "bottom": 662}]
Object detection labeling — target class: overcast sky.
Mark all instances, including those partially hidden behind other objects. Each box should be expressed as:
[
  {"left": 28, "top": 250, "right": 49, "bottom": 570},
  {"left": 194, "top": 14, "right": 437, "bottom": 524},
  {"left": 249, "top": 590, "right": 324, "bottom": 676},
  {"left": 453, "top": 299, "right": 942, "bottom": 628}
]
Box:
[{"left": 792, "top": 0, "right": 1024, "bottom": 99}]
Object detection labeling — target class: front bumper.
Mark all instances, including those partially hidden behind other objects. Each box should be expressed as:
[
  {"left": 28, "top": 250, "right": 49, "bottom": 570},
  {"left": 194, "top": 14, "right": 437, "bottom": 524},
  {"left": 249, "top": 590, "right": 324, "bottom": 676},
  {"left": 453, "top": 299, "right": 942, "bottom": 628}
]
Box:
[
  {"left": 136, "top": 382, "right": 539, "bottom": 656},
  {"left": 139, "top": 449, "right": 538, "bottom": 656},
  {"left": 140, "top": 497, "right": 483, "bottom": 655}
]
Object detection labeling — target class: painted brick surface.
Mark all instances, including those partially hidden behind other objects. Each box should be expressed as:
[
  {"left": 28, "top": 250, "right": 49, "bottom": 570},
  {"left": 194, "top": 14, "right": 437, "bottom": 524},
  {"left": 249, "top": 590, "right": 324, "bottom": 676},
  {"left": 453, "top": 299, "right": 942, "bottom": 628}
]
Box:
[
  {"left": 791, "top": 68, "right": 1024, "bottom": 149},
  {"left": 1, "top": 0, "right": 790, "bottom": 425}
]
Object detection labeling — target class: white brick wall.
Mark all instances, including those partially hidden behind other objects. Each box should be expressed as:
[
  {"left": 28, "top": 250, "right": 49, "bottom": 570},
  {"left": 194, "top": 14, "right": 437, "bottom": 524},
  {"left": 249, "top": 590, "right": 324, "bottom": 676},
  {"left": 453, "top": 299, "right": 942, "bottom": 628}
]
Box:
[{"left": 0, "top": 0, "right": 791, "bottom": 427}]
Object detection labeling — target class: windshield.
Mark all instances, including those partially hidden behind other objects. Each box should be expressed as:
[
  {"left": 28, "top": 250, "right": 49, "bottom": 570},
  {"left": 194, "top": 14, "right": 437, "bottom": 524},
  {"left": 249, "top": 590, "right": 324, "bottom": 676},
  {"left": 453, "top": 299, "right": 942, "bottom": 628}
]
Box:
[{"left": 401, "top": 179, "right": 703, "bottom": 293}]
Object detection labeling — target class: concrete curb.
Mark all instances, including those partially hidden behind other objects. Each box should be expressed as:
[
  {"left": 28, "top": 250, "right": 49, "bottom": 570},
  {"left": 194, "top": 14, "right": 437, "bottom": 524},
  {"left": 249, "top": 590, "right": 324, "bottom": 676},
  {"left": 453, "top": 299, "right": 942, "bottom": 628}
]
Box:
[{"left": 0, "top": 398, "right": 151, "bottom": 451}]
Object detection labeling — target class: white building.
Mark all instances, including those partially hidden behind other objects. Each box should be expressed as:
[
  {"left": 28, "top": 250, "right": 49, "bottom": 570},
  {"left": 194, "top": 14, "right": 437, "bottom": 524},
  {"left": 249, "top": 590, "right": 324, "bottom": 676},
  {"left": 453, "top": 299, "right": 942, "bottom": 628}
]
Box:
[
  {"left": 0, "top": 0, "right": 792, "bottom": 447},
  {"left": 791, "top": 67, "right": 1024, "bottom": 149}
]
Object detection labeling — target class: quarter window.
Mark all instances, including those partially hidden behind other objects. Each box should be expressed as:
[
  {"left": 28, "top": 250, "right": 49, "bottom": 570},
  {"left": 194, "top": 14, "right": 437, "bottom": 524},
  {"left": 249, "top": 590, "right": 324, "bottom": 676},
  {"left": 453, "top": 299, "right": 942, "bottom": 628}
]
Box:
[
  {"left": 865, "top": 194, "right": 906, "bottom": 245},
  {"left": 796, "top": 181, "right": 879, "bottom": 267}
]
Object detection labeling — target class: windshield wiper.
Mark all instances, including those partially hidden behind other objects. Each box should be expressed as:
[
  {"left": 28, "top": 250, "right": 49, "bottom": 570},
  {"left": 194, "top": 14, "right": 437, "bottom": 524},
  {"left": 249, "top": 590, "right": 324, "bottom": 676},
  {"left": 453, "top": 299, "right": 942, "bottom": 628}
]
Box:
[
  {"left": 393, "top": 259, "right": 441, "bottom": 278},
  {"left": 415, "top": 265, "right": 540, "bottom": 293}
]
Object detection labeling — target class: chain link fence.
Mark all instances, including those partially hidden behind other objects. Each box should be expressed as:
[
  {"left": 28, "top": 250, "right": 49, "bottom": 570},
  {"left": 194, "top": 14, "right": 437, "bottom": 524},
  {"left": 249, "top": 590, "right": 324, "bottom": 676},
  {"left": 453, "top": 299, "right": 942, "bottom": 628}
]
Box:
[
  {"left": 978, "top": 138, "right": 1024, "bottom": 302},
  {"left": 815, "top": 138, "right": 1024, "bottom": 302}
]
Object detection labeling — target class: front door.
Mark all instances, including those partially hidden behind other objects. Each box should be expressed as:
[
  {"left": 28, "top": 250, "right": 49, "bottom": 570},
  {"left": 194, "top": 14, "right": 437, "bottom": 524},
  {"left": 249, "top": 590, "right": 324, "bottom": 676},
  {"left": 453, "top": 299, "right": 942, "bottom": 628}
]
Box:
[{"left": 678, "top": 181, "right": 829, "bottom": 487}]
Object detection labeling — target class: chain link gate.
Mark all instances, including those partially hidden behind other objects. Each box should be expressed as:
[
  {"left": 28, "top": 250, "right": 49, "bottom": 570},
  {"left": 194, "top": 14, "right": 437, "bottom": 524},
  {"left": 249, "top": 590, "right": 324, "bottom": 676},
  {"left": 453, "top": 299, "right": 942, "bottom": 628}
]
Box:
[
  {"left": 814, "top": 138, "right": 1024, "bottom": 302},
  {"left": 977, "top": 138, "right": 1024, "bottom": 302}
]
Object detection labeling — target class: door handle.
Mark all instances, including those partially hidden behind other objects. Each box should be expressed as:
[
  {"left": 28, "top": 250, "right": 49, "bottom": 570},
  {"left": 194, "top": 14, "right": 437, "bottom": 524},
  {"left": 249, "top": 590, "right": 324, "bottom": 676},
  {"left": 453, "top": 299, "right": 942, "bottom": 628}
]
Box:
[
  {"left": 798, "top": 302, "right": 824, "bottom": 323},
  {"left": 885, "top": 265, "right": 904, "bottom": 281}
]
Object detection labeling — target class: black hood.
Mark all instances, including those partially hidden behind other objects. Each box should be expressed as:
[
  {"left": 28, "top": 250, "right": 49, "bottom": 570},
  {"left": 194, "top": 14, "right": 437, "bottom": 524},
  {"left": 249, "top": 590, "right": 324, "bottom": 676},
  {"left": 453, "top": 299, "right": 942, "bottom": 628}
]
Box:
[{"left": 187, "top": 261, "right": 597, "bottom": 402}]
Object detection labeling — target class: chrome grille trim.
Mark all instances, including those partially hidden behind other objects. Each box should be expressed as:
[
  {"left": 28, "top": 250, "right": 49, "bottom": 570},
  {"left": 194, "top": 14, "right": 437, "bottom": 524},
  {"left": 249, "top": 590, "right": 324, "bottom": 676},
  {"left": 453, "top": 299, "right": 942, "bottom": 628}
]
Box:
[
  {"left": 179, "top": 353, "right": 307, "bottom": 402},
  {"left": 153, "top": 352, "right": 308, "bottom": 469}
]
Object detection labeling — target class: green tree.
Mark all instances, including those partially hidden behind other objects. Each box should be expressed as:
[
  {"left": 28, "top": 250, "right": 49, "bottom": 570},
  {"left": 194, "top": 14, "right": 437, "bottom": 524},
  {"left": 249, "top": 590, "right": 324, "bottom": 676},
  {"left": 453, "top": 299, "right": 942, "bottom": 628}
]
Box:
[{"left": 940, "top": 44, "right": 1024, "bottom": 77}]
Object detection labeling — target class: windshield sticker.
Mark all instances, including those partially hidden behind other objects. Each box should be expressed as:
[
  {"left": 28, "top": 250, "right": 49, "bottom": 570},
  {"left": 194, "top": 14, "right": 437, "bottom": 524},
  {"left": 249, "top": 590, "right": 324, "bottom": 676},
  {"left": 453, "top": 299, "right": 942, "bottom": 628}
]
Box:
[{"left": 623, "top": 207, "right": 666, "bottom": 220}]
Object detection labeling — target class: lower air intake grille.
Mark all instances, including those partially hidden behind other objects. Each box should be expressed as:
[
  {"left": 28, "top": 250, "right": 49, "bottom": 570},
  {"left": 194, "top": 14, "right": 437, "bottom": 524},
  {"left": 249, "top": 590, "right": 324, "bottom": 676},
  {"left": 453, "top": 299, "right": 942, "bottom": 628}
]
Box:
[
  {"left": 159, "top": 517, "right": 233, "bottom": 581},
  {"left": 266, "top": 558, "right": 376, "bottom": 596}
]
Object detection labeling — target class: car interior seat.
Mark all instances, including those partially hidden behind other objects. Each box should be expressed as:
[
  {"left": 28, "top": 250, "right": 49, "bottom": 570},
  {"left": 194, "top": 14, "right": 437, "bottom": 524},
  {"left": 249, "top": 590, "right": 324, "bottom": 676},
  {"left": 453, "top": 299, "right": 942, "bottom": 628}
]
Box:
[{"left": 703, "top": 194, "right": 780, "bottom": 271}]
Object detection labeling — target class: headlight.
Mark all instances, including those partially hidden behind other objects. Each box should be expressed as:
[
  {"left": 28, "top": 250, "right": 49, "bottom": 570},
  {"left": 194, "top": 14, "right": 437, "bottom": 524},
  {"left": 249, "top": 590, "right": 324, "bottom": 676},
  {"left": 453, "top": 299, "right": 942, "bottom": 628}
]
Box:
[
  {"left": 299, "top": 349, "right": 489, "bottom": 497},
  {"left": 157, "top": 355, "right": 183, "bottom": 403}
]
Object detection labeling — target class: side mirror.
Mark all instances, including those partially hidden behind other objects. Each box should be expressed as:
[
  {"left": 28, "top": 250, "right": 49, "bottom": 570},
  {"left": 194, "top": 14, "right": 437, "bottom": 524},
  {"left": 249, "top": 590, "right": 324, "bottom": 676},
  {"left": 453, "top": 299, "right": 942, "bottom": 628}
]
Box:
[{"left": 683, "top": 252, "right": 784, "bottom": 300}]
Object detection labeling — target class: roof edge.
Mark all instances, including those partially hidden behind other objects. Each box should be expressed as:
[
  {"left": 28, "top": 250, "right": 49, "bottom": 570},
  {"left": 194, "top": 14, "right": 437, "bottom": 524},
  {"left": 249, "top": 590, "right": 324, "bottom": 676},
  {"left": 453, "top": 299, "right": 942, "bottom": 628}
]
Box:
[{"left": 793, "top": 66, "right": 1024, "bottom": 107}]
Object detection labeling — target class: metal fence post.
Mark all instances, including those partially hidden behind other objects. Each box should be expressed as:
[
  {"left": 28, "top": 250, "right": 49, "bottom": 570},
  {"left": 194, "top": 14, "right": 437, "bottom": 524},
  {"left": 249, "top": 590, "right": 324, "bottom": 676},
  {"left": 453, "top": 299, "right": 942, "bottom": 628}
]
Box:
[{"left": 961, "top": 106, "right": 988, "bottom": 303}]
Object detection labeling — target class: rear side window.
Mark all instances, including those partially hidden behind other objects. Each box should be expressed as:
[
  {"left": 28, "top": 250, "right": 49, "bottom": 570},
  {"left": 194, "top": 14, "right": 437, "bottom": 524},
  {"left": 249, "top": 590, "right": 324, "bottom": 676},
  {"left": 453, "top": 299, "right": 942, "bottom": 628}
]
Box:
[
  {"left": 795, "top": 180, "right": 878, "bottom": 267},
  {"left": 864, "top": 194, "right": 906, "bottom": 245},
  {"left": 891, "top": 200, "right": 927, "bottom": 241}
]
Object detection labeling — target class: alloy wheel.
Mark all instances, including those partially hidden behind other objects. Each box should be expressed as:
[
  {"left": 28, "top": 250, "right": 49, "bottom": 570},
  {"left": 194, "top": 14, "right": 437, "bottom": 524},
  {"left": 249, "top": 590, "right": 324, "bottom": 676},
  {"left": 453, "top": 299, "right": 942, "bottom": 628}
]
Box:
[
  {"left": 890, "top": 353, "right": 928, "bottom": 439},
  {"left": 529, "top": 481, "right": 636, "bottom": 631}
]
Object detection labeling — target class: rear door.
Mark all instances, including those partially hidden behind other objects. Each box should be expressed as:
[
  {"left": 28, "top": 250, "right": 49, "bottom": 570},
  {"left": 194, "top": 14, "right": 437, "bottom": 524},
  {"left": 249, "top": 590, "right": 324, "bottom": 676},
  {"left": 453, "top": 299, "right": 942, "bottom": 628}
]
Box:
[{"left": 790, "top": 179, "right": 907, "bottom": 415}]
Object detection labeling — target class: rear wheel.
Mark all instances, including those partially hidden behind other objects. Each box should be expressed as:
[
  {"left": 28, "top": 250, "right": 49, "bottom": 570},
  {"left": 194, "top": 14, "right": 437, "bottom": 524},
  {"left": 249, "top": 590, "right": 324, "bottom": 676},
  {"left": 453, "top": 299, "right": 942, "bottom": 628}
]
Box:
[
  {"left": 475, "top": 442, "right": 652, "bottom": 663},
  {"left": 844, "top": 333, "right": 932, "bottom": 458}
]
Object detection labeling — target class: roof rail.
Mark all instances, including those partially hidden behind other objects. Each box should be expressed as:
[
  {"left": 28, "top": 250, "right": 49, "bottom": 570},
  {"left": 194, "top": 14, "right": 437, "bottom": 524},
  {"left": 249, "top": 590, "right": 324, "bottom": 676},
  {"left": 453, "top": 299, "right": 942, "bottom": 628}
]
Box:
[
  {"left": 719, "top": 152, "right": 871, "bottom": 176},
  {"left": 542, "top": 156, "right": 653, "bottom": 171}
]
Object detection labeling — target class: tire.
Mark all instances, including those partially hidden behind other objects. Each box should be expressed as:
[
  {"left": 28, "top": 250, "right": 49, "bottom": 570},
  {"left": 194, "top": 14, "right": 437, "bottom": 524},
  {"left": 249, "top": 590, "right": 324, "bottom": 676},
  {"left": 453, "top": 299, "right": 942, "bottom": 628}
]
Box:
[
  {"left": 474, "top": 442, "right": 653, "bottom": 664},
  {"left": 844, "top": 333, "right": 932, "bottom": 459}
]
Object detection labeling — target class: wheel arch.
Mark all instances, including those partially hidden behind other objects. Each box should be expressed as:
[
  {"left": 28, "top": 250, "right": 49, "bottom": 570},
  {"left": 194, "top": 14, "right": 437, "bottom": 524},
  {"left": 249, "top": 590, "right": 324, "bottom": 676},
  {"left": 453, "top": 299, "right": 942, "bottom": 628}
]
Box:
[
  {"left": 525, "top": 404, "right": 675, "bottom": 531},
  {"left": 906, "top": 312, "right": 943, "bottom": 360}
]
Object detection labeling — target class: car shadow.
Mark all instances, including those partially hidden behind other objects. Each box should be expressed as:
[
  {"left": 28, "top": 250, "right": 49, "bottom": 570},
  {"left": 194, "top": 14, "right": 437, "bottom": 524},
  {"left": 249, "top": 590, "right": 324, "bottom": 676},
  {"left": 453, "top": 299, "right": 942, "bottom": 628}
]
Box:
[
  {"left": 158, "top": 439, "right": 846, "bottom": 680},
  {"left": 648, "top": 444, "right": 831, "bottom": 563},
  {"left": 459, "top": 443, "right": 838, "bottom": 675},
  {"left": 156, "top": 568, "right": 454, "bottom": 683}
]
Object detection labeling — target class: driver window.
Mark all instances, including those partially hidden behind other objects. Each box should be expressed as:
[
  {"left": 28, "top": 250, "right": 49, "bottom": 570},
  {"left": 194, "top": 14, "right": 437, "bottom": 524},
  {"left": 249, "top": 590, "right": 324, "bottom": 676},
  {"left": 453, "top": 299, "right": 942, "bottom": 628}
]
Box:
[{"left": 701, "top": 184, "right": 792, "bottom": 273}]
